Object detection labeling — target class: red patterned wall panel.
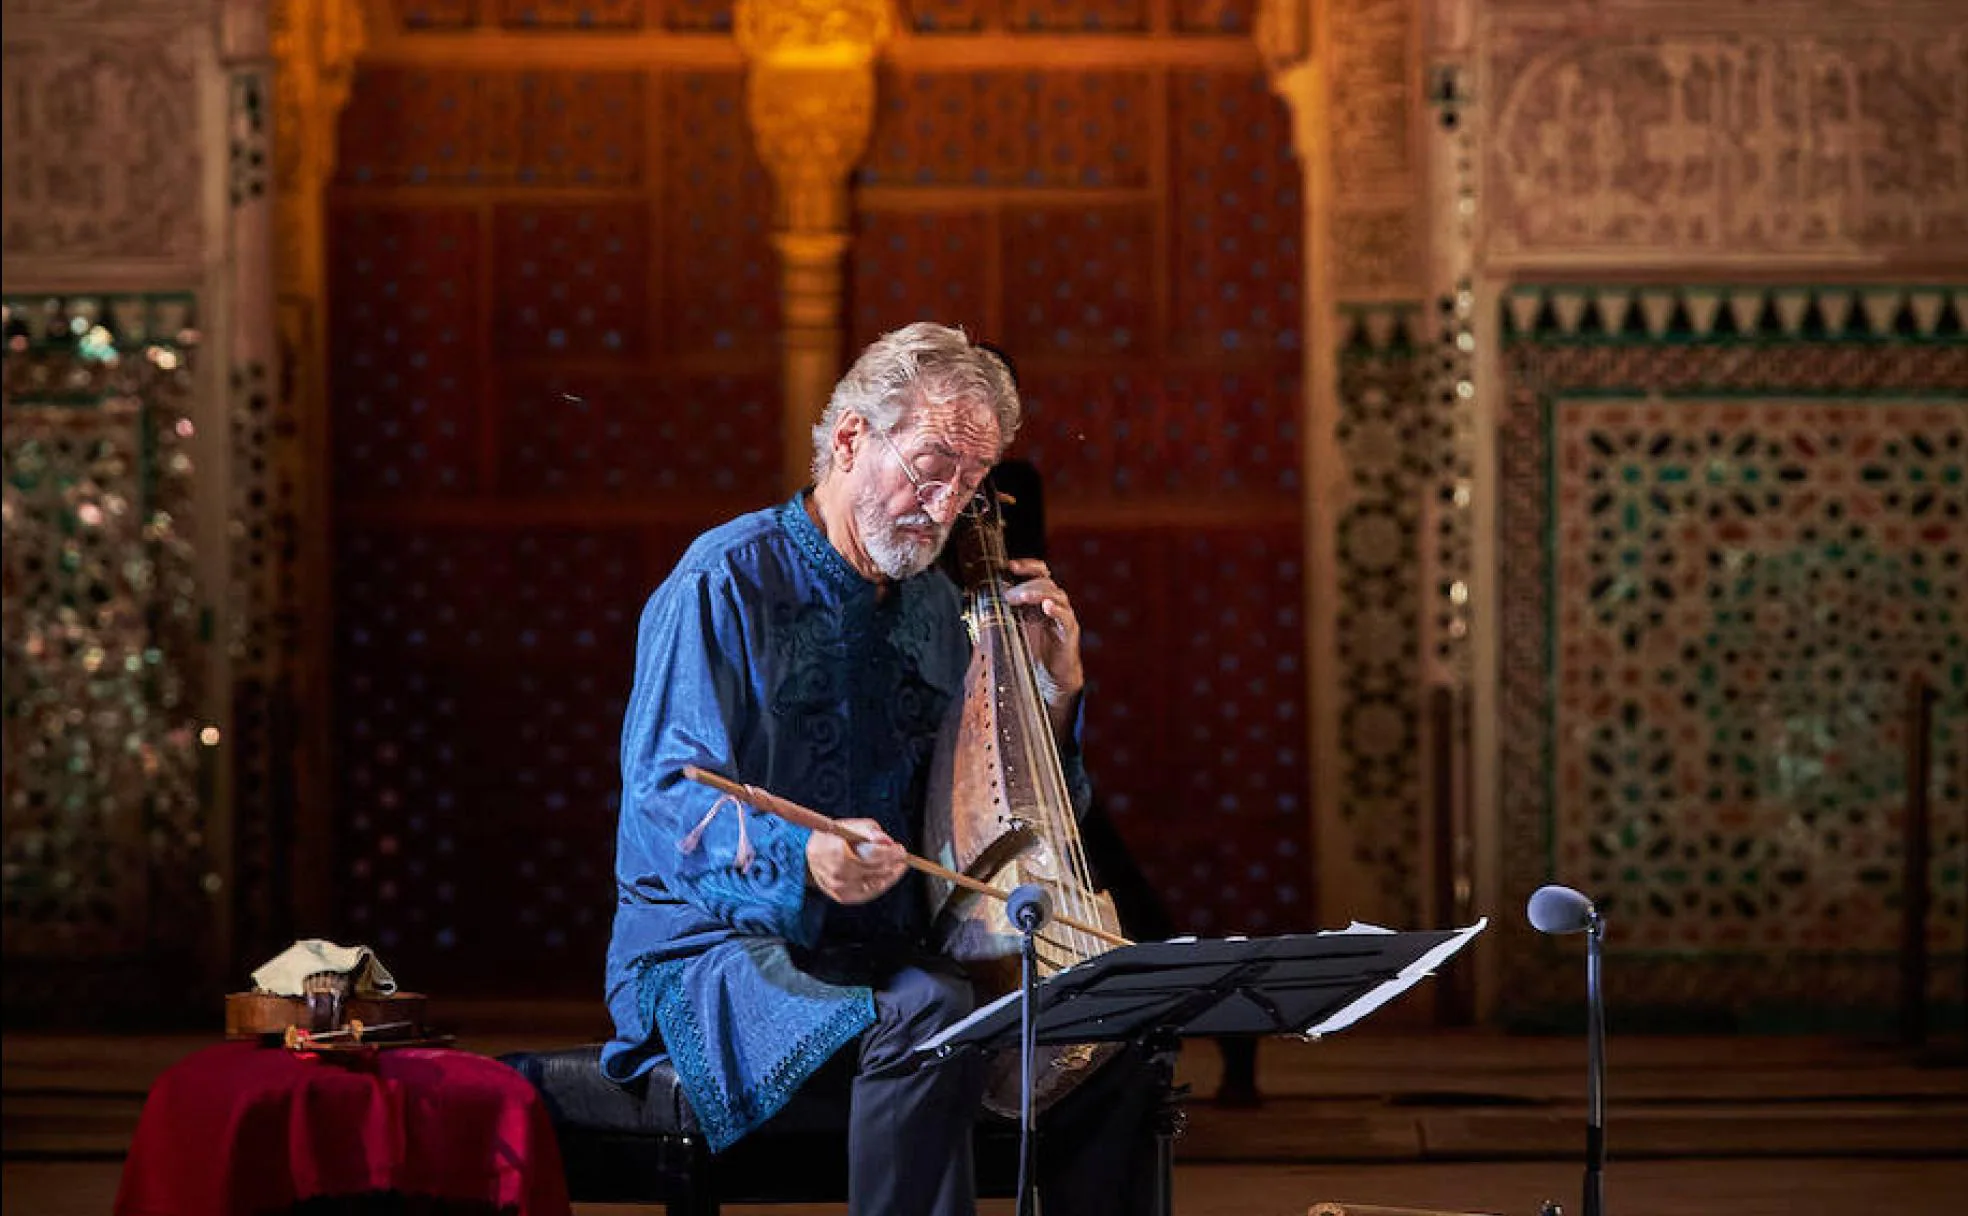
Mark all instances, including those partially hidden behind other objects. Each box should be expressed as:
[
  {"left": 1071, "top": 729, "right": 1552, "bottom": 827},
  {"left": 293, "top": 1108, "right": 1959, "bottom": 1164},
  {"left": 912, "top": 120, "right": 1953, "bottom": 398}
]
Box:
[
  {"left": 851, "top": 210, "right": 993, "bottom": 347},
  {"left": 1171, "top": 70, "right": 1302, "bottom": 356},
  {"left": 902, "top": 0, "right": 987, "bottom": 32},
  {"left": 396, "top": 0, "right": 479, "bottom": 29},
  {"left": 863, "top": 73, "right": 1151, "bottom": 188},
  {"left": 1008, "top": 0, "right": 1148, "bottom": 34},
  {"left": 1053, "top": 527, "right": 1172, "bottom": 864},
  {"left": 491, "top": 203, "right": 652, "bottom": 359},
  {"left": 497, "top": 368, "right": 778, "bottom": 498},
  {"left": 1055, "top": 524, "right": 1309, "bottom": 937},
  {"left": 329, "top": 206, "right": 483, "bottom": 498},
  {"left": 1175, "top": 0, "right": 1253, "bottom": 34},
  {"left": 513, "top": 72, "right": 645, "bottom": 186},
  {"left": 1159, "top": 367, "right": 1301, "bottom": 497},
  {"left": 1162, "top": 525, "right": 1308, "bottom": 935},
  {"left": 661, "top": 71, "right": 779, "bottom": 355},
  {"left": 1001, "top": 204, "right": 1155, "bottom": 355},
  {"left": 1013, "top": 368, "right": 1167, "bottom": 499},
  {"left": 337, "top": 69, "right": 494, "bottom": 186},
  {"left": 333, "top": 524, "right": 649, "bottom": 991},
  {"left": 498, "top": 0, "right": 646, "bottom": 28},
  {"left": 996, "top": 331, "right": 1300, "bottom": 500},
  {"left": 337, "top": 69, "right": 643, "bottom": 188},
  {"left": 659, "top": 0, "right": 733, "bottom": 30}
]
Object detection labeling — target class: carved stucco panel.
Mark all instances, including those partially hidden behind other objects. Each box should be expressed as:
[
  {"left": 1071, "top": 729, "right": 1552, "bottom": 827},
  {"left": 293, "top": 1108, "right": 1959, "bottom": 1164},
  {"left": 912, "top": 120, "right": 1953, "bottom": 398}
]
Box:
[
  {"left": 1330, "top": 0, "right": 1416, "bottom": 202},
  {"left": 1334, "top": 207, "right": 1422, "bottom": 296},
  {"left": 1487, "top": 29, "right": 1968, "bottom": 261},
  {"left": 1, "top": 30, "right": 204, "bottom": 261}
]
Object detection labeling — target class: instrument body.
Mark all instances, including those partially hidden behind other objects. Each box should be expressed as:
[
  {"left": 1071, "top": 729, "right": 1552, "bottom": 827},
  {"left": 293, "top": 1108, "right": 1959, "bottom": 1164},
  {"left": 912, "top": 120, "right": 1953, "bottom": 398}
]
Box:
[{"left": 922, "top": 493, "right": 1124, "bottom": 1112}]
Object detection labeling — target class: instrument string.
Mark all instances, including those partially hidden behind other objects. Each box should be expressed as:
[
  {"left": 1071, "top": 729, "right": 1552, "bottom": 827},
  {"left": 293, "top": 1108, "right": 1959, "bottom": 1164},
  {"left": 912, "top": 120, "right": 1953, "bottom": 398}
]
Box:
[{"left": 967, "top": 498, "right": 1102, "bottom": 962}]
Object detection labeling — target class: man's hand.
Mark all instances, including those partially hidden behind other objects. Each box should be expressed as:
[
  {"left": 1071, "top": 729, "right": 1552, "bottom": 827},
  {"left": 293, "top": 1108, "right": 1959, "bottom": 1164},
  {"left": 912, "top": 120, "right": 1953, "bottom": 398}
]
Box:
[
  {"left": 1003, "top": 558, "right": 1085, "bottom": 738},
  {"left": 807, "top": 819, "right": 907, "bottom": 905}
]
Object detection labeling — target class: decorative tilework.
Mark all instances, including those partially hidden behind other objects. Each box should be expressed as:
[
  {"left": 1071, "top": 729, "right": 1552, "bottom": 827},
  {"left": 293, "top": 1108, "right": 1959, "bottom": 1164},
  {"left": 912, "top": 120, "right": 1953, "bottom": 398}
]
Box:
[
  {"left": 491, "top": 203, "right": 651, "bottom": 358},
  {"left": 861, "top": 72, "right": 1151, "bottom": 189},
  {"left": 1170, "top": 70, "right": 1302, "bottom": 355},
  {"left": 850, "top": 210, "right": 992, "bottom": 349},
  {"left": 1498, "top": 284, "right": 1967, "bottom": 1030},
  {"left": 1056, "top": 523, "right": 1310, "bottom": 938},
  {"left": 661, "top": 71, "right": 778, "bottom": 354},
  {"left": 1001, "top": 205, "right": 1154, "bottom": 355},
  {"left": 1, "top": 298, "right": 211, "bottom": 994},
  {"left": 328, "top": 206, "right": 482, "bottom": 498},
  {"left": 1334, "top": 304, "right": 1429, "bottom": 925}
]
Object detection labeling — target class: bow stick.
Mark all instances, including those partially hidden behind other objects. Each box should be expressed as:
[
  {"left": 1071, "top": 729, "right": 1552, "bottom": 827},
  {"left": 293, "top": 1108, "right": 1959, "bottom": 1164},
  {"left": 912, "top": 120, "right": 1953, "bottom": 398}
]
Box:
[{"left": 681, "top": 765, "right": 1131, "bottom": 949}]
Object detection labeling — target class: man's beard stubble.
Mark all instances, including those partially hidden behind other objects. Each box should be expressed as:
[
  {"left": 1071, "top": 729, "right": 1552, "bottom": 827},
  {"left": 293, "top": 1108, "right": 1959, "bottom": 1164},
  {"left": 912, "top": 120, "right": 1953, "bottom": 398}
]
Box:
[{"left": 854, "top": 485, "right": 948, "bottom": 581}]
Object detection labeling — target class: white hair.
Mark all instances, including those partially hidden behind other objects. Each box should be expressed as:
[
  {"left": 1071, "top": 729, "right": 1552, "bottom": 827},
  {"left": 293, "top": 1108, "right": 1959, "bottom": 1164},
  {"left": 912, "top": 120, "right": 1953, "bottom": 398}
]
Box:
[{"left": 811, "top": 322, "right": 1021, "bottom": 481}]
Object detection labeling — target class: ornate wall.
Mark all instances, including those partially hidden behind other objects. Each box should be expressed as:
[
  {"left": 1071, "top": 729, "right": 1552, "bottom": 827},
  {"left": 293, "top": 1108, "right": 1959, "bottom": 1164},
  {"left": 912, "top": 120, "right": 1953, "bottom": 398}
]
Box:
[
  {"left": 316, "top": 0, "right": 1306, "bottom": 997},
  {"left": 1262, "top": 0, "right": 1966, "bottom": 1029},
  {"left": 1, "top": 0, "right": 288, "bottom": 1023},
  {"left": 1475, "top": 1, "right": 1968, "bottom": 1028}
]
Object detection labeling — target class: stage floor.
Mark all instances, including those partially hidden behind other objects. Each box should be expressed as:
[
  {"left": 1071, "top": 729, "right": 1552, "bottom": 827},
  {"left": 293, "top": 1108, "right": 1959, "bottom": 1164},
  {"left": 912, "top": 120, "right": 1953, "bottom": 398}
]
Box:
[{"left": 6, "top": 1011, "right": 1966, "bottom": 1215}]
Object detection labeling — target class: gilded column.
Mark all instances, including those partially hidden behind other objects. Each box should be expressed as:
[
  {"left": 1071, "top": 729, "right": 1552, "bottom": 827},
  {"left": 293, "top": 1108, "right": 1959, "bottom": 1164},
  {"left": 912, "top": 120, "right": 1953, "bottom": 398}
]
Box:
[
  {"left": 735, "top": 0, "right": 895, "bottom": 490},
  {"left": 270, "top": 0, "right": 366, "bottom": 933}
]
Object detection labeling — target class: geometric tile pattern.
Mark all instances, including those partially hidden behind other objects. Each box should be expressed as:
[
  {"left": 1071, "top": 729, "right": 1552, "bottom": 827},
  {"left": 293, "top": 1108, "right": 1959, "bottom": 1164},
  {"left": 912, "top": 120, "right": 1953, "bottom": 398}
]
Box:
[
  {"left": 1334, "top": 303, "right": 1429, "bottom": 926},
  {"left": 1055, "top": 522, "right": 1311, "bottom": 938},
  {"left": 851, "top": 210, "right": 993, "bottom": 347},
  {"left": 862, "top": 72, "right": 1152, "bottom": 189},
  {"left": 337, "top": 68, "right": 645, "bottom": 188},
  {"left": 490, "top": 203, "right": 652, "bottom": 359},
  {"left": 497, "top": 369, "right": 777, "bottom": 498},
  {"left": 327, "top": 206, "right": 482, "bottom": 498},
  {"left": 1169, "top": 70, "right": 1301, "bottom": 356},
  {"left": 901, "top": 0, "right": 986, "bottom": 32},
  {"left": 1001, "top": 205, "right": 1156, "bottom": 355},
  {"left": 1006, "top": 0, "right": 1148, "bottom": 32},
  {"left": 1, "top": 298, "right": 213, "bottom": 1010},
  {"left": 332, "top": 522, "right": 661, "bottom": 985},
  {"left": 1007, "top": 365, "right": 1300, "bottom": 500},
  {"left": 392, "top": 0, "right": 740, "bottom": 28},
  {"left": 1174, "top": 0, "right": 1253, "bottom": 34},
  {"left": 328, "top": 55, "right": 781, "bottom": 992},
  {"left": 1498, "top": 284, "right": 1967, "bottom": 1030},
  {"left": 661, "top": 70, "right": 779, "bottom": 355}
]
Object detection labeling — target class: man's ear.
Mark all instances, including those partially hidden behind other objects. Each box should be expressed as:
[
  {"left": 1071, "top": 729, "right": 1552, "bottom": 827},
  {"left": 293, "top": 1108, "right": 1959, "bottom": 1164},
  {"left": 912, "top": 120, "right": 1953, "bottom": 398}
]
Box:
[{"left": 831, "top": 411, "right": 865, "bottom": 473}]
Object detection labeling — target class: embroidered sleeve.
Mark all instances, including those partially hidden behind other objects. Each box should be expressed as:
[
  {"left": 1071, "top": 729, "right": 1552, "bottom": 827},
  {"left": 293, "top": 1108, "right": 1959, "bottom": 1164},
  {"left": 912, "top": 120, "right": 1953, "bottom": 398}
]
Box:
[{"left": 618, "top": 569, "right": 821, "bottom": 947}]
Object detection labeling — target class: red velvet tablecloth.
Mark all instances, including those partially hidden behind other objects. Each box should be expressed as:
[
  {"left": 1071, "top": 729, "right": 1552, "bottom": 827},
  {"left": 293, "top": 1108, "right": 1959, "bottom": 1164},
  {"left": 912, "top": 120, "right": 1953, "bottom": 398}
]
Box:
[{"left": 114, "top": 1041, "right": 570, "bottom": 1216}]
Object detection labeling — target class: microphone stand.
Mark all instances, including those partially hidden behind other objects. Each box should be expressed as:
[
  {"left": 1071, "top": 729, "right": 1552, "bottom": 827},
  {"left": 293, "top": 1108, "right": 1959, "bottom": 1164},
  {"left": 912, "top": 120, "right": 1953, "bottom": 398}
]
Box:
[
  {"left": 1528, "top": 884, "right": 1608, "bottom": 1216},
  {"left": 1584, "top": 904, "right": 1605, "bottom": 1216},
  {"left": 1009, "top": 884, "right": 1050, "bottom": 1216}
]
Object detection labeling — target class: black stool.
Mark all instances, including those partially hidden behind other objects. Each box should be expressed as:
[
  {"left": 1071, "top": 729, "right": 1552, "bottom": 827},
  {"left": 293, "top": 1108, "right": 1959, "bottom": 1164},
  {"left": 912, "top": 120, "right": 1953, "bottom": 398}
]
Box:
[{"left": 500, "top": 1045, "right": 1024, "bottom": 1215}]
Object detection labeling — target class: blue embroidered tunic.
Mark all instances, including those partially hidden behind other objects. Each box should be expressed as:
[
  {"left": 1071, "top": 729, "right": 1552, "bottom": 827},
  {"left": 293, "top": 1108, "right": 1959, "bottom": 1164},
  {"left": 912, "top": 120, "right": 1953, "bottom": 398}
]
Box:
[{"left": 602, "top": 494, "right": 977, "bottom": 1152}]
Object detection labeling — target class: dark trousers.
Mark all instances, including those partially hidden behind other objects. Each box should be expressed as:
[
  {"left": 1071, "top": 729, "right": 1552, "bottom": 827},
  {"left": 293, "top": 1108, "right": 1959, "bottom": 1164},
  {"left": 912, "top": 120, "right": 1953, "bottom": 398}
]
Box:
[{"left": 846, "top": 960, "right": 1167, "bottom": 1216}]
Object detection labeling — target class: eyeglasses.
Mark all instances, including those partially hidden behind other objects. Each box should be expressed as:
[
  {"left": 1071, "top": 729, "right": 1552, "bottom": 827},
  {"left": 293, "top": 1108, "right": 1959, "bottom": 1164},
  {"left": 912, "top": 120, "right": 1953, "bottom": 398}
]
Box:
[{"left": 869, "top": 423, "right": 985, "bottom": 515}]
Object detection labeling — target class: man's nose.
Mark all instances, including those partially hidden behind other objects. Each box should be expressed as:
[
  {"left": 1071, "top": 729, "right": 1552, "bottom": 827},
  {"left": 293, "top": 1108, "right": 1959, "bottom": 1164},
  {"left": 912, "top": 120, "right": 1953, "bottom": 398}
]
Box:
[{"left": 924, "top": 489, "right": 966, "bottom": 526}]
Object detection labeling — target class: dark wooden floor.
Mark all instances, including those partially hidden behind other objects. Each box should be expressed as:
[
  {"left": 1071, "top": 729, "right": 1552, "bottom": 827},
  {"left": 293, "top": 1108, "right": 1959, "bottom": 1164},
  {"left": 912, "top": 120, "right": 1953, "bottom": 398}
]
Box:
[{"left": 7, "top": 1009, "right": 1966, "bottom": 1215}]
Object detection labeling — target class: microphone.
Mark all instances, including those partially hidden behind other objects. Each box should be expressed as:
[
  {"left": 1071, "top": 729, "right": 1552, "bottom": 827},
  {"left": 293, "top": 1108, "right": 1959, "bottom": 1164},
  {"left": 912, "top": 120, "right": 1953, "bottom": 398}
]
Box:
[
  {"left": 1007, "top": 881, "right": 1053, "bottom": 1216},
  {"left": 1528, "top": 884, "right": 1607, "bottom": 1216},
  {"left": 1528, "top": 884, "right": 1598, "bottom": 935},
  {"left": 1007, "top": 883, "right": 1053, "bottom": 934}
]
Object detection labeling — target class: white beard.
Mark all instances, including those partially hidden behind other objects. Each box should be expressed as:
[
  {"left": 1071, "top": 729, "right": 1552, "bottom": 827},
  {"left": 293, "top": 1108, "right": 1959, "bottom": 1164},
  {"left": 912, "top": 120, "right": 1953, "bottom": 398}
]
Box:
[{"left": 854, "top": 485, "right": 947, "bottom": 581}]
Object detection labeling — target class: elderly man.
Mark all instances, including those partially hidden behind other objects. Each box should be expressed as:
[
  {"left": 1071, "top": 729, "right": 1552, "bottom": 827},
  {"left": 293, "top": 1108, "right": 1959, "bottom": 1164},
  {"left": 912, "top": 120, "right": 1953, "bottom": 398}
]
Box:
[{"left": 601, "top": 323, "right": 1162, "bottom": 1216}]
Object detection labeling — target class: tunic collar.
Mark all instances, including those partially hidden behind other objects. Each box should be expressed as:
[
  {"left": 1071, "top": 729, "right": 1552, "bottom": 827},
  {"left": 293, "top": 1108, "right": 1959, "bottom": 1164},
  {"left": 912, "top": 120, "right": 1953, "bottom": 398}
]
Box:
[{"left": 777, "top": 491, "right": 874, "bottom": 601}]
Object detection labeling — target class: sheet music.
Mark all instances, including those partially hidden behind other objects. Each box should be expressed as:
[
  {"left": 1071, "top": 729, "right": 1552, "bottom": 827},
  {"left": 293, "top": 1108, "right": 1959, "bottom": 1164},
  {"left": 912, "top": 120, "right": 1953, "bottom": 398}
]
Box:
[
  {"left": 1300, "top": 917, "right": 1488, "bottom": 1038},
  {"left": 913, "top": 919, "right": 1488, "bottom": 1054}
]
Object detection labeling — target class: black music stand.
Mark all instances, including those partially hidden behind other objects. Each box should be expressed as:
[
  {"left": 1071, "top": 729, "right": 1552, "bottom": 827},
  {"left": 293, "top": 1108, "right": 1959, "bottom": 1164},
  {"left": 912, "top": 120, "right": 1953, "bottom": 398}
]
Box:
[{"left": 917, "top": 921, "right": 1488, "bottom": 1216}]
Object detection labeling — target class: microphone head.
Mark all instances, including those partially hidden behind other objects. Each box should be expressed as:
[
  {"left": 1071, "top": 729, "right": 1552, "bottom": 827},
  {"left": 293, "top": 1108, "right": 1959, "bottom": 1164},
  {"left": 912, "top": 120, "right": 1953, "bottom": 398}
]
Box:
[
  {"left": 1528, "top": 884, "right": 1597, "bottom": 935},
  {"left": 1006, "top": 883, "right": 1053, "bottom": 933}
]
